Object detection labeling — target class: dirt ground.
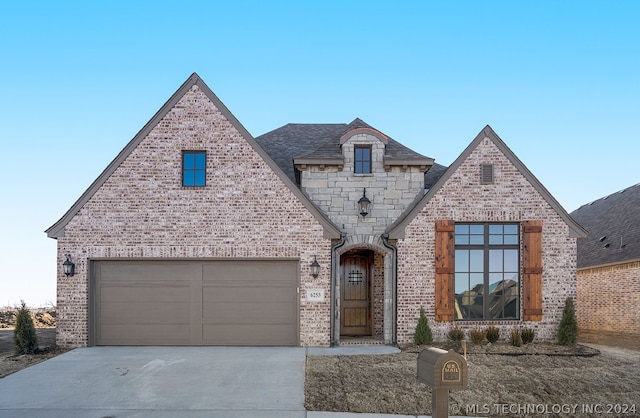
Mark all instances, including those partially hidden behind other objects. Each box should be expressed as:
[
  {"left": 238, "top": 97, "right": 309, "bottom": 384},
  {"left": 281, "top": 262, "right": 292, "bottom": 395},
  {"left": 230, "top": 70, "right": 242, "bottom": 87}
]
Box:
[
  {"left": 305, "top": 342, "right": 640, "bottom": 417},
  {"left": 0, "top": 307, "right": 63, "bottom": 378}
]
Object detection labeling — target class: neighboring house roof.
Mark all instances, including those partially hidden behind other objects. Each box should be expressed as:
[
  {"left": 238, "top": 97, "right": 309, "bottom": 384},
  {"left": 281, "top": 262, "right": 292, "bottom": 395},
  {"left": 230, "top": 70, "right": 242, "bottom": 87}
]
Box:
[
  {"left": 570, "top": 183, "right": 640, "bottom": 269},
  {"left": 387, "top": 125, "right": 588, "bottom": 239},
  {"left": 45, "top": 73, "right": 341, "bottom": 239},
  {"left": 255, "top": 118, "right": 434, "bottom": 183}
]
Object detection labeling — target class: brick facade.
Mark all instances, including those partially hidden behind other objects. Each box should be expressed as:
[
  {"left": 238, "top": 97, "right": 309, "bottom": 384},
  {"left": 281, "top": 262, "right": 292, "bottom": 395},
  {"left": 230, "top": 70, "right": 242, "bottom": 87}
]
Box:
[
  {"left": 577, "top": 262, "right": 640, "bottom": 335},
  {"left": 395, "top": 136, "right": 579, "bottom": 343},
  {"left": 50, "top": 75, "right": 582, "bottom": 348},
  {"left": 54, "top": 84, "right": 334, "bottom": 347}
]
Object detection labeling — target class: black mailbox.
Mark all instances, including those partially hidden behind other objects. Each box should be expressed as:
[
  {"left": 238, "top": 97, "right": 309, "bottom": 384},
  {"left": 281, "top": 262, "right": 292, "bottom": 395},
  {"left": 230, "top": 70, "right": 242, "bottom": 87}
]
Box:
[{"left": 417, "top": 347, "right": 468, "bottom": 389}]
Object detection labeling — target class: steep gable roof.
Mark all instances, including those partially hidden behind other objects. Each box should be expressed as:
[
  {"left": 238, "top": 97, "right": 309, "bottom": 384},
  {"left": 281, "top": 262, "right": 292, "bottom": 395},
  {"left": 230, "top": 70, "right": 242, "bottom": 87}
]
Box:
[
  {"left": 387, "top": 125, "right": 588, "bottom": 239},
  {"left": 46, "top": 73, "right": 340, "bottom": 239},
  {"left": 571, "top": 183, "right": 640, "bottom": 269}
]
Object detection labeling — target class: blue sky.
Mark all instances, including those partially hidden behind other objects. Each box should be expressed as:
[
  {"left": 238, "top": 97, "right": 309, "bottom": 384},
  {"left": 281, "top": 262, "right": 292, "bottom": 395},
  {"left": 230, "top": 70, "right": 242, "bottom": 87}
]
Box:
[{"left": 1, "top": 1, "right": 638, "bottom": 307}]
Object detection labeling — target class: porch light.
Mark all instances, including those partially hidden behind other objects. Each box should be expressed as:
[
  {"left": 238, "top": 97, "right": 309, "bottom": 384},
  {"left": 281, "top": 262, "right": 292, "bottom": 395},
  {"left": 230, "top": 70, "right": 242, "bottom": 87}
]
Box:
[
  {"left": 62, "top": 254, "right": 75, "bottom": 277},
  {"left": 358, "top": 188, "right": 371, "bottom": 217},
  {"left": 311, "top": 256, "right": 321, "bottom": 278}
]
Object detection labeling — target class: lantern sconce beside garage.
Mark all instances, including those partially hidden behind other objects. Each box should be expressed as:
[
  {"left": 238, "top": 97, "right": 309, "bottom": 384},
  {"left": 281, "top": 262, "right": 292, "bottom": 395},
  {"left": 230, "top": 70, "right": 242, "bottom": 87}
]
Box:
[{"left": 63, "top": 254, "right": 75, "bottom": 277}]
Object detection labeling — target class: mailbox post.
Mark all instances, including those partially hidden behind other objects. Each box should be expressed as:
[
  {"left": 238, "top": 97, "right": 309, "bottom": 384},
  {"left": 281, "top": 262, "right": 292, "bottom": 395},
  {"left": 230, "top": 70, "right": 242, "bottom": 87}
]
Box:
[{"left": 417, "top": 348, "right": 468, "bottom": 418}]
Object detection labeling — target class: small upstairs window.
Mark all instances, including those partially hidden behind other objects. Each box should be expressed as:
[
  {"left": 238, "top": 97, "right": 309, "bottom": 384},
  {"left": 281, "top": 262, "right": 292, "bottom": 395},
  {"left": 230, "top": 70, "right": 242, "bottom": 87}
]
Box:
[
  {"left": 354, "top": 146, "right": 372, "bottom": 174},
  {"left": 182, "top": 151, "right": 206, "bottom": 187}
]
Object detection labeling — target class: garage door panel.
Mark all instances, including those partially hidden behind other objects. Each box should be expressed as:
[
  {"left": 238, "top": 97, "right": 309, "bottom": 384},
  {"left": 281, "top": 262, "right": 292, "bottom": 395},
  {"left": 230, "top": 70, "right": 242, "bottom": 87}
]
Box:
[
  {"left": 203, "top": 324, "right": 296, "bottom": 346},
  {"left": 101, "top": 283, "right": 191, "bottom": 303},
  {"left": 99, "top": 263, "right": 193, "bottom": 281},
  {"left": 94, "top": 260, "right": 298, "bottom": 346},
  {"left": 203, "top": 302, "right": 295, "bottom": 324},
  {"left": 101, "top": 302, "right": 191, "bottom": 324},
  {"left": 101, "top": 324, "right": 191, "bottom": 345},
  {"left": 203, "top": 285, "right": 295, "bottom": 303}
]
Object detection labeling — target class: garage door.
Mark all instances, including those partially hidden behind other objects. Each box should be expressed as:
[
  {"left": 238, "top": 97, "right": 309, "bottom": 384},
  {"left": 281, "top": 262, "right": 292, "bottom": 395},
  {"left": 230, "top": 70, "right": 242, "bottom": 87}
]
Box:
[{"left": 92, "top": 260, "right": 298, "bottom": 346}]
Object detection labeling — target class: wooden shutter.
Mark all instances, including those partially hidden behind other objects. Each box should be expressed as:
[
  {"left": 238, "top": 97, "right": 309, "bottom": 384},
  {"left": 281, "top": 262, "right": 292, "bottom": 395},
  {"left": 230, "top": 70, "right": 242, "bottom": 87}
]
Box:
[
  {"left": 522, "top": 220, "right": 543, "bottom": 321},
  {"left": 435, "top": 220, "right": 455, "bottom": 322}
]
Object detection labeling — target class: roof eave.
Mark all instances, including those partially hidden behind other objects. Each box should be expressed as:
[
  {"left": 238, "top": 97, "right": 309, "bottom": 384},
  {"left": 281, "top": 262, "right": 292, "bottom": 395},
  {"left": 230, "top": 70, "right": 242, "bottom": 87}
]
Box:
[
  {"left": 578, "top": 257, "right": 640, "bottom": 271},
  {"left": 294, "top": 157, "right": 344, "bottom": 167},
  {"left": 383, "top": 157, "right": 434, "bottom": 169}
]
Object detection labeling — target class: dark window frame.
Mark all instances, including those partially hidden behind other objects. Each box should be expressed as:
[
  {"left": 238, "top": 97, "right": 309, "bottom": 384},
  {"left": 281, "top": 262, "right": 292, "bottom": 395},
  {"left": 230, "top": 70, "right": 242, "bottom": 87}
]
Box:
[
  {"left": 354, "top": 145, "right": 372, "bottom": 174},
  {"left": 182, "top": 151, "right": 207, "bottom": 187},
  {"left": 454, "top": 223, "right": 520, "bottom": 320}
]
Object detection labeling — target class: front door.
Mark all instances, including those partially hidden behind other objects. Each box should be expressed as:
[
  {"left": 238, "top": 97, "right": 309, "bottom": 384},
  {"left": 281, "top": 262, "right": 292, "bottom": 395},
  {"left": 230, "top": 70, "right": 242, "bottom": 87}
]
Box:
[{"left": 340, "top": 253, "right": 372, "bottom": 336}]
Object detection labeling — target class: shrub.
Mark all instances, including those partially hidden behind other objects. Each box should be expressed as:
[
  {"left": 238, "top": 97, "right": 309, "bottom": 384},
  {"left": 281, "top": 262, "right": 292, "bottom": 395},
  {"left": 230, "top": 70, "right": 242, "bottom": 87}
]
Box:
[
  {"left": 486, "top": 326, "right": 500, "bottom": 343},
  {"left": 509, "top": 328, "right": 522, "bottom": 347},
  {"left": 13, "top": 301, "right": 38, "bottom": 355},
  {"left": 468, "top": 328, "right": 486, "bottom": 344},
  {"left": 521, "top": 327, "right": 535, "bottom": 344},
  {"left": 447, "top": 326, "right": 465, "bottom": 342},
  {"left": 413, "top": 306, "right": 433, "bottom": 345},
  {"left": 558, "top": 297, "right": 578, "bottom": 345}
]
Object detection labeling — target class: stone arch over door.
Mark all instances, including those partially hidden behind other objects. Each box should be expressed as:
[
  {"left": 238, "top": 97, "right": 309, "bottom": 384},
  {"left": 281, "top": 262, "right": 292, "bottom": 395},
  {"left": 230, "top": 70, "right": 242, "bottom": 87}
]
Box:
[{"left": 334, "top": 235, "right": 395, "bottom": 344}]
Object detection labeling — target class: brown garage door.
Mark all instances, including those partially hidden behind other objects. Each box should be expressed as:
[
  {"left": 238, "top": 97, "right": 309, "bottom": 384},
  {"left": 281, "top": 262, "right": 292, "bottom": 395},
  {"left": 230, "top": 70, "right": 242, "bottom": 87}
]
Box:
[{"left": 92, "top": 260, "right": 298, "bottom": 346}]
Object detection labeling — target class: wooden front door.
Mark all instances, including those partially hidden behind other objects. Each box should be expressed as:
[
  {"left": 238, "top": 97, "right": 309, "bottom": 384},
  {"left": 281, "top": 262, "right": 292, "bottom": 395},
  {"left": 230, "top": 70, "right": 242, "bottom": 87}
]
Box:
[{"left": 340, "top": 253, "right": 372, "bottom": 336}]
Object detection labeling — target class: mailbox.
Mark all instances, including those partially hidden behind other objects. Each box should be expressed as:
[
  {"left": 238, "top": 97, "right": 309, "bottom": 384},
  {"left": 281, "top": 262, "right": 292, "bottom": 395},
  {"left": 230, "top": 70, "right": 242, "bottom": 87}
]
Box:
[
  {"left": 417, "top": 348, "right": 469, "bottom": 418},
  {"left": 417, "top": 347, "right": 468, "bottom": 389}
]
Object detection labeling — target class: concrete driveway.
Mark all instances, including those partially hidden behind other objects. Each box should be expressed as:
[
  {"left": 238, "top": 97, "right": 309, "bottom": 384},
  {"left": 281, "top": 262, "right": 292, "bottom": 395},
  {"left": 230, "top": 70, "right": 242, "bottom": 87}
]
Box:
[{"left": 0, "top": 346, "right": 307, "bottom": 418}]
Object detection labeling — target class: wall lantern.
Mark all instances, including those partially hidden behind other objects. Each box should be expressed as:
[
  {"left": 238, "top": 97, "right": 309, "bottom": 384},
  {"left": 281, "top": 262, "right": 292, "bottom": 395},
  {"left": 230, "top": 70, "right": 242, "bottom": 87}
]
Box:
[
  {"left": 358, "top": 188, "right": 371, "bottom": 217},
  {"left": 310, "top": 255, "right": 321, "bottom": 278},
  {"left": 63, "top": 254, "right": 75, "bottom": 277}
]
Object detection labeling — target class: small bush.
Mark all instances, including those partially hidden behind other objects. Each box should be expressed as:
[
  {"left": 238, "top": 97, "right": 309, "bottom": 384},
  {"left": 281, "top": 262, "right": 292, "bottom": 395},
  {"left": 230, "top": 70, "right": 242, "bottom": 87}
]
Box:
[
  {"left": 13, "top": 301, "right": 38, "bottom": 355},
  {"left": 468, "top": 328, "right": 486, "bottom": 344},
  {"left": 509, "top": 328, "right": 522, "bottom": 347},
  {"left": 521, "top": 327, "right": 535, "bottom": 344},
  {"left": 413, "top": 306, "right": 433, "bottom": 345},
  {"left": 558, "top": 297, "right": 578, "bottom": 345},
  {"left": 447, "top": 326, "right": 465, "bottom": 342},
  {"left": 486, "top": 326, "right": 500, "bottom": 343}
]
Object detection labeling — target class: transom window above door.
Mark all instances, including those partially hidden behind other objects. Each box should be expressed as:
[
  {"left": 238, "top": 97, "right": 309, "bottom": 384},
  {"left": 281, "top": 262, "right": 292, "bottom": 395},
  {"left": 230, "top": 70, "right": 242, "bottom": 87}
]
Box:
[
  {"left": 182, "top": 151, "right": 206, "bottom": 187},
  {"left": 354, "top": 146, "right": 372, "bottom": 174}
]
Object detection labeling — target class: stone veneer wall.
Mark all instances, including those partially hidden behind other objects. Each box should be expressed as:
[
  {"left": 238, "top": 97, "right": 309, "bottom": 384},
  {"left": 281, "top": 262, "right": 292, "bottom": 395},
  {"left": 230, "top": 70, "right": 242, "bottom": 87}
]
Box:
[
  {"left": 300, "top": 133, "right": 425, "bottom": 236},
  {"left": 577, "top": 261, "right": 640, "bottom": 335},
  {"left": 395, "top": 136, "right": 578, "bottom": 344},
  {"left": 55, "top": 85, "right": 333, "bottom": 347}
]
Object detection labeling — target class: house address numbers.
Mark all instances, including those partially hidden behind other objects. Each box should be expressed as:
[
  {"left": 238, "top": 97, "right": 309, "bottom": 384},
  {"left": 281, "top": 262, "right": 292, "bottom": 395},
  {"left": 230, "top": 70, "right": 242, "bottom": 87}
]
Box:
[{"left": 306, "top": 289, "right": 325, "bottom": 302}]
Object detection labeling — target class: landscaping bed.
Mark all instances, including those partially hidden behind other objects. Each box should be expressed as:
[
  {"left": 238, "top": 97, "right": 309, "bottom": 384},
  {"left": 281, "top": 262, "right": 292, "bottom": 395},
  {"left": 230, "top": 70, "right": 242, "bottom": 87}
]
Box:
[{"left": 305, "top": 343, "right": 640, "bottom": 417}]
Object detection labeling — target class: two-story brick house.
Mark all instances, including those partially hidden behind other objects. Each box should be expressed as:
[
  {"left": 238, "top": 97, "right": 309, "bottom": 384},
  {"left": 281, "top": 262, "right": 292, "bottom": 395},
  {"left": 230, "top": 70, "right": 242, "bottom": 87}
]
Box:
[{"left": 46, "top": 73, "right": 586, "bottom": 347}]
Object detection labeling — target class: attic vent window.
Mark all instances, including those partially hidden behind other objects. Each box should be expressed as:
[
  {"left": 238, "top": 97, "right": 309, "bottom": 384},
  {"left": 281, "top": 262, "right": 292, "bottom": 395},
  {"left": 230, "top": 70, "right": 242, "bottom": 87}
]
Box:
[
  {"left": 481, "top": 164, "right": 494, "bottom": 184},
  {"left": 182, "top": 151, "right": 206, "bottom": 187}
]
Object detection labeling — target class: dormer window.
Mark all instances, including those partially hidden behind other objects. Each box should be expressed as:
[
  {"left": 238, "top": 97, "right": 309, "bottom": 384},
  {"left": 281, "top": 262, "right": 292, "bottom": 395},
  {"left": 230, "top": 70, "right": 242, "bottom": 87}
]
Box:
[{"left": 354, "top": 146, "right": 372, "bottom": 174}]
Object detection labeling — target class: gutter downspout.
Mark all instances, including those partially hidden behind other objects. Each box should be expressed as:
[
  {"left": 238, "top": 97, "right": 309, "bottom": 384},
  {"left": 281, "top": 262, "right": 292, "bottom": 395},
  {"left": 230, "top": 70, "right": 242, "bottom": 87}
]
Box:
[
  {"left": 381, "top": 233, "right": 398, "bottom": 345},
  {"left": 330, "top": 233, "right": 347, "bottom": 347}
]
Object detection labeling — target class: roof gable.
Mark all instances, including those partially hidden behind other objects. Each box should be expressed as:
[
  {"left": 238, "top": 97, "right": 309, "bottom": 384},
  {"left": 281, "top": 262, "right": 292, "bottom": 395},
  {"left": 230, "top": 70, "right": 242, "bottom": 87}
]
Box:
[
  {"left": 46, "top": 73, "right": 340, "bottom": 239},
  {"left": 571, "top": 183, "right": 640, "bottom": 269},
  {"left": 387, "top": 125, "right": 587, "bottom": 239}
]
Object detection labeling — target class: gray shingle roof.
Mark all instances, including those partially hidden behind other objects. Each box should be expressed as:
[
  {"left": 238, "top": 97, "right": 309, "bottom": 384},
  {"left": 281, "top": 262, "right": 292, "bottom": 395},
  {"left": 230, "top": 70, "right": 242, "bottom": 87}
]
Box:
[
  {"left": 255, "top": 123, "right": 347, "bottom": 182},
  {"left": 570, "top": 183, "right": 640, "bottom": 269},
  {"left": 255, "top": 118, "right": 434, "bottom": 183}
]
